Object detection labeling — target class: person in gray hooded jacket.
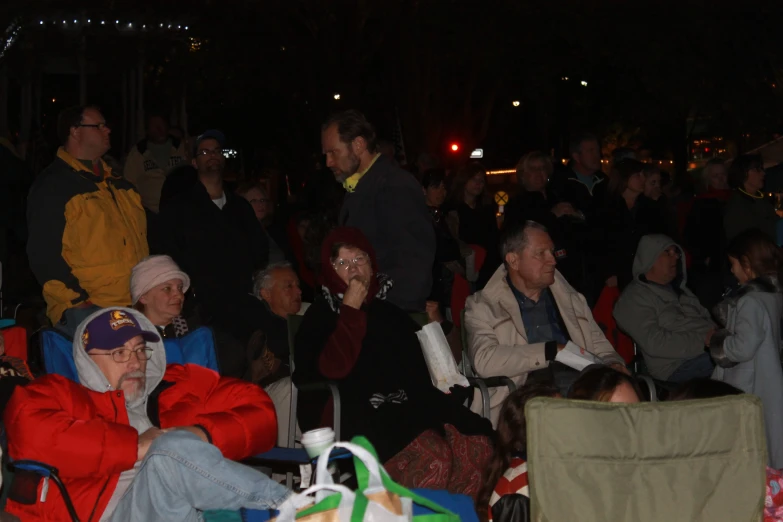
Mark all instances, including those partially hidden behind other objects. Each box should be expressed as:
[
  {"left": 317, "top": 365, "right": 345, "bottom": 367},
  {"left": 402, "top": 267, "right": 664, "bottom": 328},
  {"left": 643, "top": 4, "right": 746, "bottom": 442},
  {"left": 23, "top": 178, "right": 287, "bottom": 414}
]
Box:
[
  {"left": 710, "top": 228, "right": 783, "bottom": 468},
  {"left": 613, "top": 234, "right": 717, "bottom": 382}
]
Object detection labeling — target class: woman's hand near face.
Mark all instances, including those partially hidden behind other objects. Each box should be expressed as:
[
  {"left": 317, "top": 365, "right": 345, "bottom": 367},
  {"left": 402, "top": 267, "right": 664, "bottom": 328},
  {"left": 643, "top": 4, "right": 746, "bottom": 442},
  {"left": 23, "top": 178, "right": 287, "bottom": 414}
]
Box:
[{"left": 343, "top": 277, "right": 370, "bottom": 309}]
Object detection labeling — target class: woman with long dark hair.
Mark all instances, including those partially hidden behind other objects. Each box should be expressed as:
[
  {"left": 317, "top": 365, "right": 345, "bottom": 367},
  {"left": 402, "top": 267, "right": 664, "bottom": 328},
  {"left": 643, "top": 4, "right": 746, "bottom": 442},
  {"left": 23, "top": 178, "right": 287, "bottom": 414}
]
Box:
[
  {"left": 710, "top": 228, "right": 783, "bottom": 468},
  {"left": 476, "top": 384, "right": 560, "bottom": 522}
]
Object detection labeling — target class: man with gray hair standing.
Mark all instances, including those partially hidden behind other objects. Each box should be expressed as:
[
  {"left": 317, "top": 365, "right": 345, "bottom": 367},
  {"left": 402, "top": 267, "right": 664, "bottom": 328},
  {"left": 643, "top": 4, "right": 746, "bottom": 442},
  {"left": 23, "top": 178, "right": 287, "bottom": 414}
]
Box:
[
  {"left": 464, "top": 220, "right": 626, "bottom": 426},
  {"left": 250, "top": 262, "right": 303, "bottom": 445}
]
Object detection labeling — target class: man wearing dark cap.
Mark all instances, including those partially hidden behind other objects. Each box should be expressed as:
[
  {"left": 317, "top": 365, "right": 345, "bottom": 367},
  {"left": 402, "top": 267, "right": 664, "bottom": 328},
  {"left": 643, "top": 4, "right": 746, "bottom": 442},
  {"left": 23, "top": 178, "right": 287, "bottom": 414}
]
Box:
[
  {"left": 3, "top": 307, "right": 288, "bottom": 521},
  {"left": 155, "top": 131, "right": 270, "bottom": 376}
]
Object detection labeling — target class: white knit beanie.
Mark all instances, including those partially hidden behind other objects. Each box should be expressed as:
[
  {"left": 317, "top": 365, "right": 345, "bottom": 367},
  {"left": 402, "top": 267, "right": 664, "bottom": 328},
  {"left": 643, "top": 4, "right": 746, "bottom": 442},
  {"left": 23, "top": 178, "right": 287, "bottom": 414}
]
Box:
[{"left": 131, "top": 255, "right": 191, "bottom": 304}]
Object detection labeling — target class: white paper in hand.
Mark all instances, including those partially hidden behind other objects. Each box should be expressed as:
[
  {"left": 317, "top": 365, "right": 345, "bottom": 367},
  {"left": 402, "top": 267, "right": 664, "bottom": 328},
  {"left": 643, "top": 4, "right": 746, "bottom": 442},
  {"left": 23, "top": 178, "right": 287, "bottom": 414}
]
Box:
[
  {"left": 416, "top": 322, "right": 469, "bottom": 393},
  {"left": 554, "top": 341, "right": 600, "bottom": 371}
]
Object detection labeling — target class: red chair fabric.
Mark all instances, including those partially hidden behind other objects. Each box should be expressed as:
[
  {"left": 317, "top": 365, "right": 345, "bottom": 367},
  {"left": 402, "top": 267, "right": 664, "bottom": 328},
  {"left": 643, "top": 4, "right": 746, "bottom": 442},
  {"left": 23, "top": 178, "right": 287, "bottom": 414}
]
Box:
[
  {"left": 451, "top": 245, "right": 486, "bottom": 329},
  {"left": 2, "top": 325, "right": 27, "bottom": 362},
  {"left": 591, "top": 286, "right": 634, "bottom": 364}
]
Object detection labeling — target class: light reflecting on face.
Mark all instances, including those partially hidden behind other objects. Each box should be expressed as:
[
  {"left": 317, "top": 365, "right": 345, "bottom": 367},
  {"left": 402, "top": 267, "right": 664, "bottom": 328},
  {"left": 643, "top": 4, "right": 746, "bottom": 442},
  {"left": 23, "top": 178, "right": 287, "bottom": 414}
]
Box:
[
  {"left": 322, "top": 124, "right": 360, "bottom": 183},
  {"left": 140, "top": 278, "right": 185, "bottom": 325},
  {"left": 333, "top": 246, "right": 373, "bottom": 286},
  {"left": 89, "top": 335, "right": 148, "bottom": 401}
]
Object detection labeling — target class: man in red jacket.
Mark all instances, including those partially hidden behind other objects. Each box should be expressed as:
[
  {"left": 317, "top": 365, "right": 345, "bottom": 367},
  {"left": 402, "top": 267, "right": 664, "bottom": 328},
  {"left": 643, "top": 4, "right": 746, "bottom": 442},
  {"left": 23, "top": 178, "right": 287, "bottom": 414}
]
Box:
[{"left": 4, "top": 308, "right": 290, "bottom": 521}]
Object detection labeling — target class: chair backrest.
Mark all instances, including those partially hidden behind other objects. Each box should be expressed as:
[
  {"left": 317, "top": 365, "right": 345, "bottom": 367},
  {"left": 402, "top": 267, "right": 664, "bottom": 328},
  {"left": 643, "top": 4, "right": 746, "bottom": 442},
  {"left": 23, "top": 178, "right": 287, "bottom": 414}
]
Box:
[
  {"left": 525, "top": 396, "right": 767, "bottom": 522},
  {"left": 1, "top": 326, "right": 28, "bottom": 362},
  {"left": 459, "top": 309, "right": 476, "bottom": 377},
  {"left": 40, "top": 326, "right": 220, "bottom": 383},
  {"left": 287, "top": 314, "right": 304, "bottom": 371},
  {"left": 162, "top": 326, "right": 219, "bottom": 372}
]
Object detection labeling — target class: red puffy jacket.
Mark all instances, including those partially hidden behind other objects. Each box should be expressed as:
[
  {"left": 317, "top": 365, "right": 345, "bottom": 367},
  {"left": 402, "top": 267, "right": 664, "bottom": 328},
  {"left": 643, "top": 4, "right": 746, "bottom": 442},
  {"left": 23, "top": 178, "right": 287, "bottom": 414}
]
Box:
[{"left": 3, "top": 363, "right": 277, "bottom": 521}]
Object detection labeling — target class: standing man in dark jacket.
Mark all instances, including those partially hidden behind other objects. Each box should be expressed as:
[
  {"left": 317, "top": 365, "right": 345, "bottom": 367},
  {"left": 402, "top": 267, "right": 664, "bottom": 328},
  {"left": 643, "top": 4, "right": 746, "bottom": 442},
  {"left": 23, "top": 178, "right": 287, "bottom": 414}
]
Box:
[
  {"left": 322, "top": 110, "right": 435, "bottom": 312},
  {"left": 155, "top": 130, "right": 269, "bottom": 375},
  {"left": 551, "top": 133, "right": 608, "bottom": 218}
]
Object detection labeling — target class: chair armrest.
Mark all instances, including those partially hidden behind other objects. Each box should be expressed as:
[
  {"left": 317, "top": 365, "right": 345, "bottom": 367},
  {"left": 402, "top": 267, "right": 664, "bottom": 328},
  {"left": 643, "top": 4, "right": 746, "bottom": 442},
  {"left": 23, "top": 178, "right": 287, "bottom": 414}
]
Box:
[
  {"left": 466, "top": 377, "right": 490, "bottom": 419},
  {"left": 8, "top": 460, "right": 80, "bottom": 522},
  {"left": 296, "top": 381, "right": 342, "bottom": 441}
]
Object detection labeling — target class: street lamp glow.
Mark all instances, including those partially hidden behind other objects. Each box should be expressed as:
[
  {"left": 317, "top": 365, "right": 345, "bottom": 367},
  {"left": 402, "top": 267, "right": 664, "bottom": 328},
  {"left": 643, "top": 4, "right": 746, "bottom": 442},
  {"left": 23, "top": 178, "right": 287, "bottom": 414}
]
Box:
[
  {"left": 39, "top": 21, "right": 43, "bottom": 25},
  {"left": 333, "top": 93, "right": 341, "bottom": 100},
  {"left": 512, "top": 100, "right": 520, "bottom": 107},
  {"left": 581, "top": 80, "right": 588, "bottom": 87}
]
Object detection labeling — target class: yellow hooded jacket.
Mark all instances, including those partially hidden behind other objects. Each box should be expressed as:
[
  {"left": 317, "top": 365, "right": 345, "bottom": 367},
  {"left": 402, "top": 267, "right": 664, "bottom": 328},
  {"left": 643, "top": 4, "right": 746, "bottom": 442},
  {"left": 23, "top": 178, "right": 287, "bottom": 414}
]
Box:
[{"left": 27, "top": 148, "right": 149, "bottom": 324}]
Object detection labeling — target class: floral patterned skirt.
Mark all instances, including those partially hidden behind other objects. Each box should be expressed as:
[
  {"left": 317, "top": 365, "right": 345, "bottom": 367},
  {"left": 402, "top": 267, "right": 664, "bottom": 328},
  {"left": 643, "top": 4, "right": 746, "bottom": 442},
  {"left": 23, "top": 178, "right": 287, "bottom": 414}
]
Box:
[{"left": 383, "top": 424, "right": 493, "bottom": 500}]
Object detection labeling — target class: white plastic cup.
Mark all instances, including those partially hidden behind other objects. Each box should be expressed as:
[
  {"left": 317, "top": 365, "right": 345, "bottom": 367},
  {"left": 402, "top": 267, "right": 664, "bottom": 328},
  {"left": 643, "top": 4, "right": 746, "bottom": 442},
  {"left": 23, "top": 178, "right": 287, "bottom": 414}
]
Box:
[{"left": 301, "top": 428, "right": 335, "bottom": 459}]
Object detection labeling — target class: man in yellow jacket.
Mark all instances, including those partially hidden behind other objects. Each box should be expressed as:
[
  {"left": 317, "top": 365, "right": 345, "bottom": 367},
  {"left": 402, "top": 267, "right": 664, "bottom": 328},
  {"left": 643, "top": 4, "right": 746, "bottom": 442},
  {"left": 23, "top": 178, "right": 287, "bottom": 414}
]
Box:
[{"left": 27, "top": 106, "right": 148, "bottom": 334}]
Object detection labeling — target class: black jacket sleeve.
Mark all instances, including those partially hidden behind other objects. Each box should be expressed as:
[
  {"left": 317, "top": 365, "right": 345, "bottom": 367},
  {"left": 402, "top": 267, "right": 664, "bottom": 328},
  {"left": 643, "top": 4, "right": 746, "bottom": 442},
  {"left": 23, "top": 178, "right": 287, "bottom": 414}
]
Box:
[
  {"left": 26, "top": 175, "right": 89, "bottom": 303},
  {"left": 491, "top": 494, "right": 531, "bottom": 522}
]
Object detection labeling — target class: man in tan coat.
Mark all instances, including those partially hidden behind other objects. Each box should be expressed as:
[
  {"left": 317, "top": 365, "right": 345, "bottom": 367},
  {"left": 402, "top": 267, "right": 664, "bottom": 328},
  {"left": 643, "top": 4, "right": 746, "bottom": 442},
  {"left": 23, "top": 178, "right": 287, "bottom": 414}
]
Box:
[{"left": 465, "top": 221, "right": 625, "bottom": 426}]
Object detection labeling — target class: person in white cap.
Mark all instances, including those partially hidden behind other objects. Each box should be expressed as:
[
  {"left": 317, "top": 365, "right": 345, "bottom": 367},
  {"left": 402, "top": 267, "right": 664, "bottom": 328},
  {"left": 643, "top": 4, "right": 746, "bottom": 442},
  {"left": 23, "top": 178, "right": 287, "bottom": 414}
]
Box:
[{"left": 131, "top": 255, "right": 192, "bottom": 339}]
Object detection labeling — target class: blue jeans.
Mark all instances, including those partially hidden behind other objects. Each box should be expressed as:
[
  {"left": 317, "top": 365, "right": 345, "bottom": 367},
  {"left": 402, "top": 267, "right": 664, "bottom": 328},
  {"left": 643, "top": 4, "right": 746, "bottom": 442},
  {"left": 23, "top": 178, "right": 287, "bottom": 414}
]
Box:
[
  {"left": 110, "top": 431, "right": 291, "bottom": 522},
  {"left": 667, "top": 353, "right": 715, "bottom": 384}
]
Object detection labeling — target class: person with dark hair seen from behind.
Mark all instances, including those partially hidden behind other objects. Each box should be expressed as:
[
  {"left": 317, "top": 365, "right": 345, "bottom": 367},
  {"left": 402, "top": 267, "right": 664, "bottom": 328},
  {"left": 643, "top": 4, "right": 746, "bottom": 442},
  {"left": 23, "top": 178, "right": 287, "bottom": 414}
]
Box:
[
  {"left": 445, "top": 162, "right": 502, "bottom": 289},
  {"left": 504, "top": 152, "right": 590, "bottom": 298},
  {"left": 567, "top": 364, "right": 642, "bottom": 403},
  {"left": 724, "top": 154, "right": 778, "bottom": 242},
  {"left": 709, "top": 229, "right": 783, "bottom": 468},
  {"left": 322, "top": 110, "right": 435, "bottom": 312},
  {"left": 27, "top": 105, "right": 148, "bottom": 336},
  {"left": 593, "top": 158, "right": 673, "bottom": 292},
  {"left": 123, "top": 114, "right": 187, "bottom": 214},
  {"left": 476, "top": 384, "right": 560, "bottom": 522},
  {"left": 294, "top": 227, "right": 493, "bottom": 497},
  {"left": 550, "top": 133, "right": 607, "bottom": 218},
  {"left": 155, "top": 130, "right": 269, "bottom": 378},
  {"left": 614, "top": 234, "right": 717, "bottom": 383},
  {"left": 464, "top": 221, "right": 626, "bottom": 426},
  {"left": 684, "top": 159, "right": 732, "bottom": 309}
]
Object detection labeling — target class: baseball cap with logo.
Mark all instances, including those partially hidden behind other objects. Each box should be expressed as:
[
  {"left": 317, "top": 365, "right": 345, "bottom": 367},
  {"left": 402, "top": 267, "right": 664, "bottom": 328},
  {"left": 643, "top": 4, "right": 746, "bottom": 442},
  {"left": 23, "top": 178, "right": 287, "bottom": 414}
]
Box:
[
  {"left": 82, "top": 309, "right": 160, "bottom": 353},
  {"left": 192, "top": 129, "right": 225, "bottom": 157}
]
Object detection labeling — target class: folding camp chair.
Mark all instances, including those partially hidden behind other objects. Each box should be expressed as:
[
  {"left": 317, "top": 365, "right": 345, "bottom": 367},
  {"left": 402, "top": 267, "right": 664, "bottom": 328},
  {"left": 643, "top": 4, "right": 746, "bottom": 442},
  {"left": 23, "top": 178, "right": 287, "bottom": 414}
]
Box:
[
  {"left": 459, "top": 309, "right": 517, "bottom": 418},
  {"left": 525, "top": 395, "right": 767, "bottom": 522}
]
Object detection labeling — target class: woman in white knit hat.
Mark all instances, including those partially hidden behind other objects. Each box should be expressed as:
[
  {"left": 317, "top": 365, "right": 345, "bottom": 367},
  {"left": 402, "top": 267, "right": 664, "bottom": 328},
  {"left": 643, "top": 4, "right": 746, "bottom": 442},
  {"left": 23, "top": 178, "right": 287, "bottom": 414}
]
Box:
[{"left": 131, "top": 255, "right": 192, "bottom": 338}]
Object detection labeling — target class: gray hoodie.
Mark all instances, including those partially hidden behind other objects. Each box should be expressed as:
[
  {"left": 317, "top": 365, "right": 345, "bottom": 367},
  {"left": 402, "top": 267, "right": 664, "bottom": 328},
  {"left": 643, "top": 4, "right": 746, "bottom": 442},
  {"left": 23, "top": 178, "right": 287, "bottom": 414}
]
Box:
[
  {"left": 73, "top": 307, "right": 167, "bottom": 520},
  {"left": 613, "top": 235, "right": 715, "bottom": 380}
]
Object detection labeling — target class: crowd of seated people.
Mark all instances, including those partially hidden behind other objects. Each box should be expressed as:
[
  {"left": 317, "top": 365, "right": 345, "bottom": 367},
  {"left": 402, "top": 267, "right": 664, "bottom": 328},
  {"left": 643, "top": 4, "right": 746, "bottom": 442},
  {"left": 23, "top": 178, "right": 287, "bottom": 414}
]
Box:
[{"left": 5, "top": 103, "right": 783, "bottom": 521}]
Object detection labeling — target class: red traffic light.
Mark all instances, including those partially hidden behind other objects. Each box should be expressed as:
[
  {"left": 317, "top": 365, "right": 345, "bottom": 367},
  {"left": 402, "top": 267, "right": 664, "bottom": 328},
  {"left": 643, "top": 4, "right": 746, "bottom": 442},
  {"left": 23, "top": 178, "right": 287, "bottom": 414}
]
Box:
[{"left": 450, "top": 143, "right": 460, "bottom": 152}]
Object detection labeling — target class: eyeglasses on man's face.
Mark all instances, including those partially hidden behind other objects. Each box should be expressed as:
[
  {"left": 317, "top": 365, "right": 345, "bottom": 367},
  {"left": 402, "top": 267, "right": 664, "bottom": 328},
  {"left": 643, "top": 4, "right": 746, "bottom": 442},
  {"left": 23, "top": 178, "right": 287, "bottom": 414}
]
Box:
[
  {"left": 197, "top": 147, "right": 223, "bottom": 157},
  {"left": 332, "top": 254, "right": 369, "bottom": 272},
  {"left": 90, "top": 347, "right": 153, "bottom": 363}
]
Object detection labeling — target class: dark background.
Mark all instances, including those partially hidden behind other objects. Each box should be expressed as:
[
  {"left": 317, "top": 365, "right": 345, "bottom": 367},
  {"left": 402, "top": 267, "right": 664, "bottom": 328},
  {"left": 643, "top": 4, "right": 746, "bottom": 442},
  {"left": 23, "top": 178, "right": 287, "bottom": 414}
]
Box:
[{"left": 2, "top": 0, "right": 783, "bottom": 184}]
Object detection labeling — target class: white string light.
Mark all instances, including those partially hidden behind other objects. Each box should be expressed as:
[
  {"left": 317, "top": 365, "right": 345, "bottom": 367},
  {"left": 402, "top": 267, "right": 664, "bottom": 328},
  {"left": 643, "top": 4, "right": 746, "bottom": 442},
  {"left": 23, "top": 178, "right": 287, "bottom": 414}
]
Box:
[{"left": 32, "top": 18, "right": 189, "bottom": 33}]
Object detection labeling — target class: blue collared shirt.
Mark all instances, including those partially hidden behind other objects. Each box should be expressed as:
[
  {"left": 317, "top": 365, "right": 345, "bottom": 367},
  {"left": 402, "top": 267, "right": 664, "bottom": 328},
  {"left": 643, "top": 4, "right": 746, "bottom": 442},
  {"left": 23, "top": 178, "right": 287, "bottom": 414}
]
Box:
[{"left": 507, "top": 278, "right": 568, "bottom": 345}]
